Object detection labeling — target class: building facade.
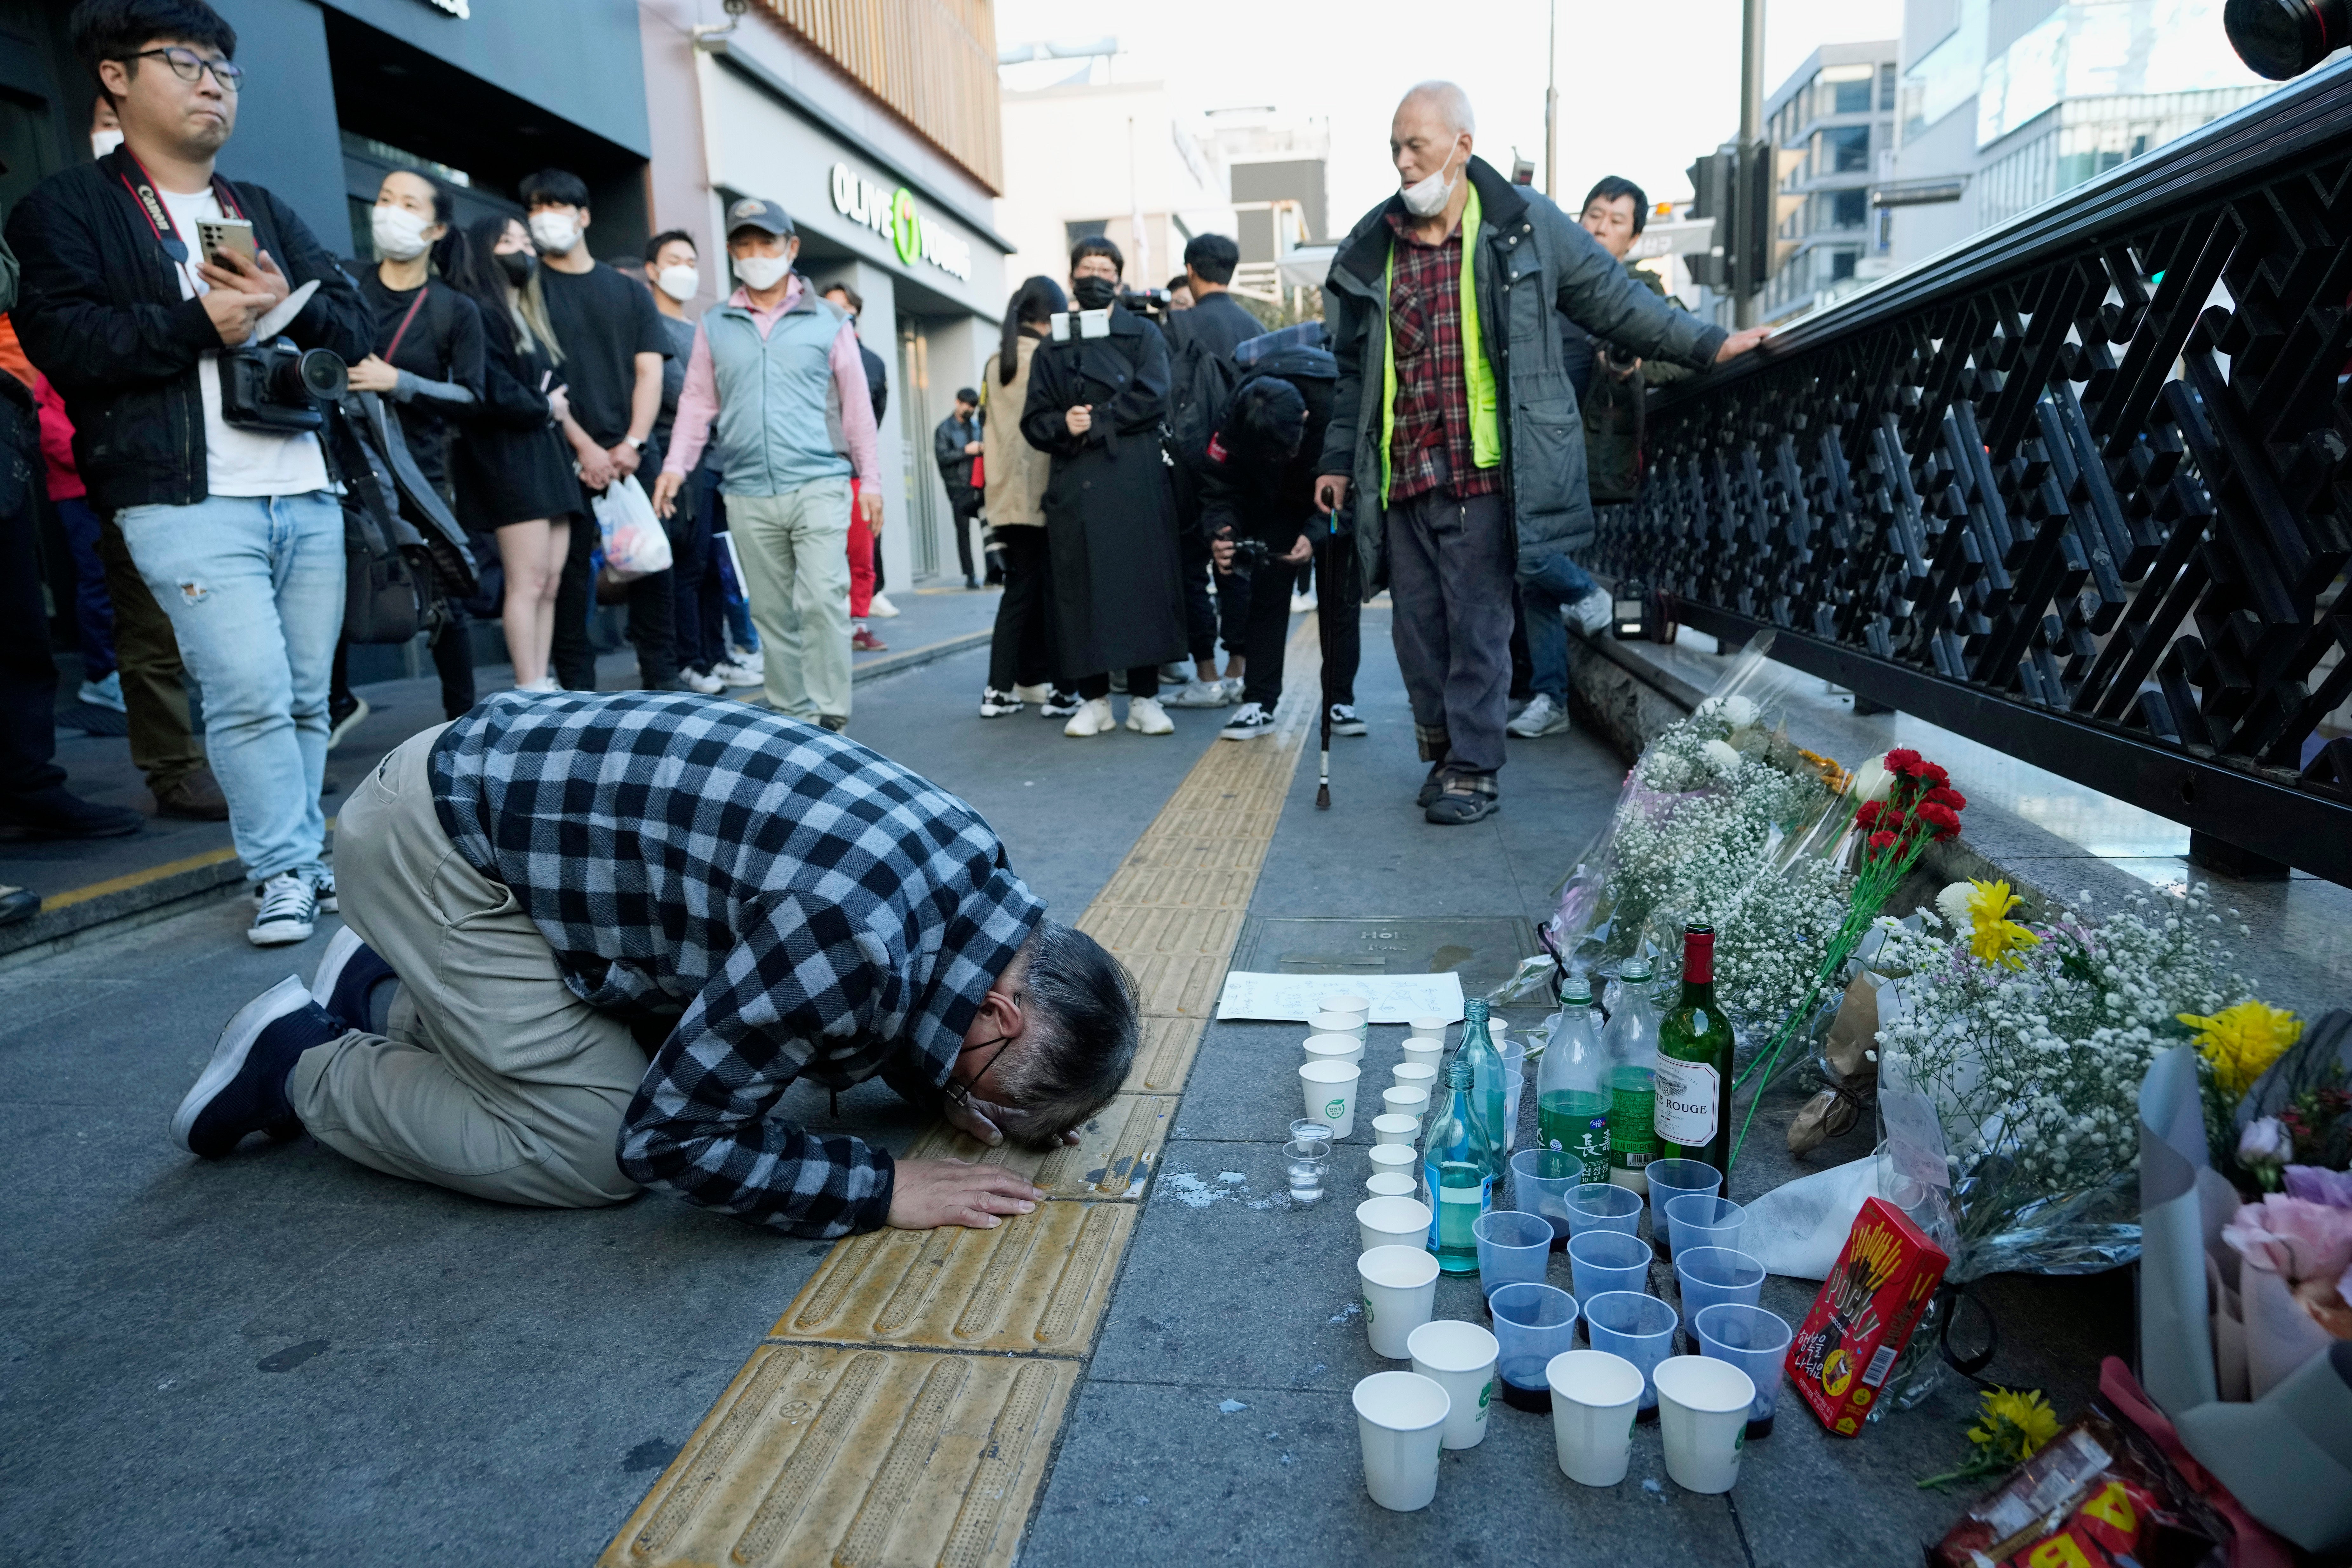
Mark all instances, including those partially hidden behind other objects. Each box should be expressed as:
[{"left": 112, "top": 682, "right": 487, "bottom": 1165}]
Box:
[{"left": 1755, "top": 42, "right": 1901, "bottom": 325}]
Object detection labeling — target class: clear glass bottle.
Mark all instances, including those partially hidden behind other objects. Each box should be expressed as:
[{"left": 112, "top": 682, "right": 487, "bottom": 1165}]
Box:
[
  {"left": 1601, "top": 957, "right": 1663, "bottom": 1194},
  {"left": 1460, "top": 997, "right": 1507, "bottom": 1154},
  {"left": 1656, "top": 920, "right": 1736, "bottom": 1176},
  {"left": 1537, "top": 973, "right": 1610, "bottom": 1184},
  {"left": 1423, "top": 1057, "right": 1497, "bottom": 1275}
]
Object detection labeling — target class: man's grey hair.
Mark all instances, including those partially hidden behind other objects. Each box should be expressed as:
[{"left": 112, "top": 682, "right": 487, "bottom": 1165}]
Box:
[
  {"left": 1399, "top": 81, "right": 1475, "bottom": 137},
  {"left": 1002, "top": 919, "right": 1139, "bottom": 1147}
]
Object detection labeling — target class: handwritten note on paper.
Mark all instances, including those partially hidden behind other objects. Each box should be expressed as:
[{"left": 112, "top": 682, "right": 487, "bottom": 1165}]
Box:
[{"left": 1214, "top": 971, "right": 1467, "bottom": 1024}]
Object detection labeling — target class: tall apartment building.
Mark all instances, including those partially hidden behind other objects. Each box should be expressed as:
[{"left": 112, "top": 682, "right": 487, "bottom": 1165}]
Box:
[{"left": 1757, "top": 41, "right": 1902, "bottom": 324}]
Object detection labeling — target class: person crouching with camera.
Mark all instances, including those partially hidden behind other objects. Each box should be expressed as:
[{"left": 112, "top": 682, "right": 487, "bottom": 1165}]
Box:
[{"left": 8, "top": 0, "right": 371, "bottom": 946}]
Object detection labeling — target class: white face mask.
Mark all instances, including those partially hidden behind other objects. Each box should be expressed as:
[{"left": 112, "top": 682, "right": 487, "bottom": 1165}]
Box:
[
  {"left": 528, "top": 210, "right": 581, "bottom": 256},
  {"left": 371, "top": 204, "right": 433, "bottom": 262},
  {"left": 655, "top": 263, "right": 700, "bottom": 303},
  {"left": 91, "top": 129, "right": 124, "bottom": 159},
  {"left": 1401, "top": 145, "right": 1461, "bottom": 219},
  {"left": 734, "top": 252, "right": 791, "bottom": 292}
]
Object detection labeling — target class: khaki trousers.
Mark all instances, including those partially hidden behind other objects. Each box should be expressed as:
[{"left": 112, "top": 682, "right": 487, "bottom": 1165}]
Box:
[
  {"left": 729, "top": 480, "right": 852, "bottom": 722},
  {"left": 288, "top": 725, "right": 649, "bottom": 1208},
  {"left": 96, "top": 509, "right": 207, "bottom": 792}
]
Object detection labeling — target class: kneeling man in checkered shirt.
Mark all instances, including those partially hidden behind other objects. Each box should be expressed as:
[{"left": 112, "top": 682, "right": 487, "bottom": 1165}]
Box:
[{"left": 167, "top": 691, "right": 1137, "bottom": 1236}]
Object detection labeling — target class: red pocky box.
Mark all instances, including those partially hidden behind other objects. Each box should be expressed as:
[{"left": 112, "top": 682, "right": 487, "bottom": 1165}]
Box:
[{"left": 1786, "top": 1196, "right": 1949, "bottom": 1436}]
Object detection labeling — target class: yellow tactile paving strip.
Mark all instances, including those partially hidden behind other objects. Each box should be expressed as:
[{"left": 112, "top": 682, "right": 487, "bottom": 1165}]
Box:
[{"left": 602, "top": 623, "right": 1321, "bottom": 1568}]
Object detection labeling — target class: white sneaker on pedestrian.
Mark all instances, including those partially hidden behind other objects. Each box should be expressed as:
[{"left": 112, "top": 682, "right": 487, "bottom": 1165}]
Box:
[
  {"left": 1013, "top": 682, "right": 1053, "bottom": 704},
  {"left": 1290, "top": 591, "right": 1317, "bottom": 612},
  {"left": 1220, "top": 702, "right": 1276, "bottom": 741},
  {"left": 867, "top": 593, "right": 901, "bottom": 619},
  {"left": 1216, "top": 678, "right": 1245, "bottom": 706},
  {"left": 679, "top": 667, "right": 727, "bottom": 695},
  {"left": 1327, "top": 703, "right": 1368, "bottom": 737},
  {"left": 711, "top": 658, "right": 763, "bottom": 688},
  {"left": 78, "top": 671, "right": 126, "bottom": 713},
  {"left": 979, "top": 687, "right": 1024, "bottom": 717},
  {"left": 1162, "top": 679, "right": 1227, "bottom": 709},
  {"left": 1041, "top": 689, "right": 1081, "bottom": 718},
  {"left": 1507, "top": 692, "right": 1573, "bottom": 738},
  {"left": 247, "top": 871, "right": 317, "bottom": 947},
  {"left": 1569, "top": 586, "right": 1614, "bottom": 637},
  {"left": 327, "top": 696, "right": 370, "bottom": 752},
  {"left": 515, "top": 676, "right": 560, "bottom": 695},
  {"left": 1125, "top": 696, "right": 1174, "bottom": 735},
  {"left": 310, "top": 866, "right": 338, "bottom": 914},
  {"left": 1063, "top": 697, "right": 1116, "bottom": 737},
  {"left": 726, "top": 644, "right": 766, "bottom": 674}
]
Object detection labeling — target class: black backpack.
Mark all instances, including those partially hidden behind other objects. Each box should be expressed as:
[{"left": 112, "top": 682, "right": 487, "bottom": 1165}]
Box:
[{"left": 1162, "top": 323, "right": 1240, "bottom": 476}]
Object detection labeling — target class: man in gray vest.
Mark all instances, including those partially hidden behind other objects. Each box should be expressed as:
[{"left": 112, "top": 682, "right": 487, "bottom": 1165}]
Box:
[{"left": 653, "top": 197, "right": 881, "bottom": 730}]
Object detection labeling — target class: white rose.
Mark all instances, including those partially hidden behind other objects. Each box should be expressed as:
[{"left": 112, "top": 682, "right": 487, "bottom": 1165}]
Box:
[
  {"left": 1700, "top": 739, "right": 1742, "bottom": 776},
  {"left": 2235, "top": 1116, "right": 2288, "bottom": 1168},
  {"left": 1851, "top": 753, "right": 1896, "bottom": 805}
]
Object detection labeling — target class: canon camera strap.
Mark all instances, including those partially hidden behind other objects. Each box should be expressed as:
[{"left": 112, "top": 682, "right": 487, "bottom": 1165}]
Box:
[{"left": 111, "top": 149, "right": 245, "bottom": 270}]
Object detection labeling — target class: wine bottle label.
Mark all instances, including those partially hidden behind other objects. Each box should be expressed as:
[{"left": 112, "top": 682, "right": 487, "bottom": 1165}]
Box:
[{"left": 1653, "top": 1059, "right": 1721, "bottom": 1144}]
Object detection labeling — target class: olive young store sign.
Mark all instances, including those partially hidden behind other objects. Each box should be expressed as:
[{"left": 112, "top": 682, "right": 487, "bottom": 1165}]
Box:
[{"left": 829, "top": 164, "right": 973, "bottom": 283}]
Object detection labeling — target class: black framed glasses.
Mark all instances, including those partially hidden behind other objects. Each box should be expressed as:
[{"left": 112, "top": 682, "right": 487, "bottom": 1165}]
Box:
[{"left": 121, "top": 47, "right": 244, "bottom": 91}]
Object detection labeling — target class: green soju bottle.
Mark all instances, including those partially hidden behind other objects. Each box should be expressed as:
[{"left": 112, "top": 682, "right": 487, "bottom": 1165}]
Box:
[
  {"left": 1655, "top": 920, "right": 1737, "bottom": 1176},
  {"left": 1423, "top": 1057, "right": 1496, "bottom": 1275},
  {"left": 1601, "top": 957, "right": 1662, "bottom": 1193},
  {"left": 1537, "top": 973, "right": 1611, "bottom": 1184},
  {"left": 1460, "top": 998, "right": 1508, "bottom": 1154}
]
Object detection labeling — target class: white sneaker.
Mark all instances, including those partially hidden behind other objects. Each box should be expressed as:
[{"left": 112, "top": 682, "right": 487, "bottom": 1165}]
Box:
[
  {"left": 726, "top": 644, "right": 766, "bottom": 674},
  {"left": 1125, "top": 696, "right": 1174, "bottom": 735},
  {"left": 1220, "top": 702, "right": 1275, "bottom": 741},
  {"left": 515, "top": 676, "right": 560, "bottom": 695},
  {"left": 679, "top": 667, "right": 727, "bottom": 695},
  {"left": 247, "top": 872, "right": 317, "bottom": 947},
  {"left": 711, "top": 659, "right": 763, "bottom": 688},
  {"left": 79, "top": 671, "right": 126, "bottom": 712},
  {"left": 1569, "top": 585, "right": 1614, "bottom": 637},
  {"left": 1162, "top": 679, "right": 1228, "bottom": 709},
  {"left": 1290, "top": 592, "right": 1317, "bottom": 613},
  {"left": 1216, "top": 678, "right": 1245, "bottom": 706},
  {"left": 310, "top": 867, "right": 338, "bottom": 914},
  {"left": 979, "top": 687, "right": 1024, "bottom": 717},
  {"left": 867, "top": 593, "right": 901, "bottom": 619},
  {"left": 1508, "top": 692, "right": 1573, "bottom": 738},
  {"left": 1063, "top": 697, "right": 1116, "bottom": 737},
  {"left": 1013, "top": 682, "right": 1053, "bottom": 704},
  {"left": 1040, "top": 689, "right": 1081, "bottom": 718}
]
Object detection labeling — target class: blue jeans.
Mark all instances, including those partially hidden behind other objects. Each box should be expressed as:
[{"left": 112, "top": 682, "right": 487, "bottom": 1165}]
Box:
[
  {"left": 55, "top": 496, "right": 118, "bottom": 679},
  {"left": 117, "top": 491, "right": 343, "bottom": 884},
  {"left": 1519, "top": 552, "right": 1598, "bottom": 705}
]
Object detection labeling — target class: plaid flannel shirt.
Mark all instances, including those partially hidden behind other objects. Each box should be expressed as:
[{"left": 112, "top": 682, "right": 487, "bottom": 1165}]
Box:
[
  {"left": 429, "top": 692, "right": 1044, "bottom": 1237},
  {"left": 1383, "top": 211, "right": 1502, "bottom": 504}
]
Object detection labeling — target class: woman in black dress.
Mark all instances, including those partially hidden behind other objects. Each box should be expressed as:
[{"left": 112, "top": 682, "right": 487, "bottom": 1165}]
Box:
[{"left": 443, "top": 215, "right": 579, "bottom": 692}]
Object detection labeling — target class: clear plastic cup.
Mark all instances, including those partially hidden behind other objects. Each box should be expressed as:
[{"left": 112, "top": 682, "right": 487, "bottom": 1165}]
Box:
[
  {"left": 1510, "top": 1147, "right": 1583, "bottom": 1246},
  {"left": 1392, "top": 1060, "right": 1438, "bottom": 1096},
  {"left": 1488, "top": 1282, "right": 1580, "bottom": 1413},
  {"left": 1367, "top": 1144, "right": 1418, "bottom": 1186},
  {"left": 1309, "top": 1009, "right": 1368, "bottom": 1046},
  {"left": 1400, "top": 1036, "right": 1445, "bottom": 1073},
  {"left": 1584, "top": 1291, "right": 1678, "bottom": 1414},
  {"left": 1655, "top": 1355, "right": 1756, "bottom": 1493},
  {"left": 1664, "top": 1193, "right": 1745, "bottom": 1259},
  {"left": 1407, "top": 1319, "right": 1499, "bottom": 1450},
  {"left": 1673, "top": 1247, "right": 1765, "bottom": 1336},
  {"left": 1371, "top": 1113, "right": 1420, "bottom": 1149},
  {"left": 1382, "top": 1085, "right": 1429, "bottom": 1129},
  {"left": 1282, "top": 1137, "right": 1330, "bottom": 1205},
  {"left": 1546, "top": 1349, "right": 1645, "bottom": 1486},
  {"left": 1300, "top": 1060, "right": 1362, "bottom": 1139},
  {"left": 1304, "top": 1033, "right": 1364, "bottom": 1068},
  {"left": 1694, "top": 1302, "right": 1792, "bottom": 1438},
  {"left": 1290, "top": 1118, "right": 1334, "bottom": 1144},
  {"left": 1475, "top": 1210, "right": 1553, "bottom": 1301},
  {"left": 1357, "top": 1245, "right": 1441, "bottom": 1359},
  {"left": 1352, "top": 1369, "right": 1449, "bottom": 1510},
  {"left": 1644, "top": 1159, "right": 1722, "bottom": 1258},
  {"left": 1568, "top": 1228, "right": 1651, "bottom": 1305},
  {"left": 1565, "top": 1181, "right": 1643, "bottom": 1237},
  {"left": 1356, "top": 1195, "right": 1433, "bottom": 1255},
  {"left": 1366, "top": 1171, "right": 1418, "bottom": 1198},
  {"left": 1495, "top": 1040, "right": 1528, "bottom": 1152}
]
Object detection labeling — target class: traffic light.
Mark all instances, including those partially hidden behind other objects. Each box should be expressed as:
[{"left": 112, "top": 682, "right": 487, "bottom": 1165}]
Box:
[
  {"left": 1686, "top": 139, "right": 1781, "bottom": 302},
  {"left": 1686, "top": 147, "right": 1734, "bottom": 291}
]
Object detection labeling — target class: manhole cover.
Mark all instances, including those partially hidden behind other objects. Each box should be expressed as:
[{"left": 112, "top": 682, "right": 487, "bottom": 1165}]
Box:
[{"left": 1229, "top": 916, "right": 1546, "bottom": 1024}]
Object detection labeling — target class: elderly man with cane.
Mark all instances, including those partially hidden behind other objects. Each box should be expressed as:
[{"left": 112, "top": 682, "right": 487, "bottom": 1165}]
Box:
[
  {"left": 1315, "top": 82, "right": 1768, "bottom": 824},
  {"left": 167, "top": 690, "right": 1139, "bottom": 1236}
]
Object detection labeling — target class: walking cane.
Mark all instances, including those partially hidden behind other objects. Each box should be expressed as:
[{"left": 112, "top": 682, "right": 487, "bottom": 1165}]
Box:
[{"left": 1315, "top": 507, "right": 1335, "bottom": 811}]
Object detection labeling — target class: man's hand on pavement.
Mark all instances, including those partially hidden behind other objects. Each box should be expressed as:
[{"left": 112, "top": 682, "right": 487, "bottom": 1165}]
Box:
[
  {"left": 887, "top": 1157, "right": 1044, "bottom": 1230},
  {"left": 1314, "top": 474, "right": 1349, "bottom": 515},
  {"left": 1715, "top": 326, "right": 1772, "bottom": 363},
  {"left": 651, "top": 471, "right": 683, "bottom": 518}
]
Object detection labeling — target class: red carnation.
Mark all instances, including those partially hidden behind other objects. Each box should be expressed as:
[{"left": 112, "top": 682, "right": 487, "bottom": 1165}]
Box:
[
  {"left": 1917, "top": 761, "right": 1950, "bottom": 788},
  {"left": 1883, "top": 748, "right": 1924, "bottom": 777},
  {"left": 1855, "top": 800, "right": 1883, "bottom": 828},
  {"left": 1868, "top": 830, "right": 1897, "bottom": 851},
  {"left": 1917, "top": 802, "right": 1962, "bottom": 841},
  {"left": 1925, "top": 786, "right": 1967, "bottom": 811},
  {"left": 1880, "top": 808, "right": 1907, "bottom": 833}
]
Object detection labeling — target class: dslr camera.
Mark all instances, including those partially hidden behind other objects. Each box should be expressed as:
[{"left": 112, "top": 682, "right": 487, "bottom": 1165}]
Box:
[
  {"left": 1118, "top": 286, "right": 1175, "bottom": 323},
  {"left": 1215, "top": 533, "right": 1273, "bottom": 577},
  {"left": 219, "top": 338, "right": 349, "bottom": 435}
]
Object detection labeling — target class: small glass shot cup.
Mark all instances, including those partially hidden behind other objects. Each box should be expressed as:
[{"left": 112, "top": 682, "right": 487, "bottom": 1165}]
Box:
[
  {"left": 1283, "top": 1137, "right": 1333, "bottom": 1205},
  {"left": 1290, "top": 1118, "right": 1335, "bottom": 1144}
]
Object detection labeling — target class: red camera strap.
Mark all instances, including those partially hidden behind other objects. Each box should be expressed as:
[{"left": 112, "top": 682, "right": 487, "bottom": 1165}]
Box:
[
  {"left": 382, "top": 286, "right": 429, "bottom": 364},
  {"left": 112, "top": 149, "right": 245, "bottom": 277}
]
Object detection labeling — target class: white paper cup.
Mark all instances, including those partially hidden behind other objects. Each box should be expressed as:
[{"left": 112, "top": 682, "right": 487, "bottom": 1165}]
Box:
[
  {"left": 1309, "top": 1009, "right": 1368, "bottom": 1045},
  {"left": 1372, "top": 1112, "right": 1420, "bottom": 1148},
  {"left": 1366, "top": 1171, "right": 1418, "bottom": 1197},
  {"left": 1546, "top": 1349, "right": 1645, "bottom": 1487},
  {"left": 1654, "top": 1355, "right": 1756, "bottom": 1494},
  {"left": 1367, "top": 1144, "right": 1418, "bottom": 1187},
  {"left": 1393, "top": 1060, "right": 1438, "bottom": 1095},
  {"left": 1357, "top": 1245, "right": 1441, "bottom": 1359},
  {"left": 1352, "top": 1370, "right": 1449, "bottom": 1511},
  {"left": 1357, "top": 1194, "right": 1433, "bottom": 1255},
  {"left": 1401, "top": 1037, "right": 1445, "bottom": 1073},
  {"left": 1382, "top": 1085, "right": 1429, "bottom": 1128},
  {"left": 1300, "top": 1060, "right": 1362, "bottom": 1139},
  {"left": 1316, "top": 992, "right": 1371, "bottom": 1027},
  {"left": 1408, "top": 1319, "right": 1500, "bottom": 1450},
  {"left": 1304, "top": 1033, "right": 1363, "bottom": 1069},
  {"left": 1409, "top": 1014, "right": 1453, "bottom": 1040}
]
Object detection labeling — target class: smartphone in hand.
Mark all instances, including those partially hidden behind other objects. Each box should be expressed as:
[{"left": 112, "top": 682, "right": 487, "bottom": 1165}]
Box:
[{"left": 196, "top": 217, "right": 256, "bottom": 267}]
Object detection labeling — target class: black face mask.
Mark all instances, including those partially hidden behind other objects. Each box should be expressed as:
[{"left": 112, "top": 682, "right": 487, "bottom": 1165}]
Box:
[
  {"left": 497, "top": 250, "right": 537, "bottom": 285},
  {"left": 1071, "top": 274, "right": 1118, "bottom": 310}
]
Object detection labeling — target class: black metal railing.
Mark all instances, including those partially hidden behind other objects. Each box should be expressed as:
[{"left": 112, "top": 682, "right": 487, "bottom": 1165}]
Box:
[{"left": 1596, "top": 61, "right": 2352, "bottom": 886}]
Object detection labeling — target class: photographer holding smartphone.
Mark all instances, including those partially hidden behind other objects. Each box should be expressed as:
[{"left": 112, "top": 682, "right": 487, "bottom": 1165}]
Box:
[{"left": 6, "top": 0, "right": 371, "bottom": 947}]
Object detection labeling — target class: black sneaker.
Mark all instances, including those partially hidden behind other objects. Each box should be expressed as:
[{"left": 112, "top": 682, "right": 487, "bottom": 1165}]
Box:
[
  {"left": 1327, "top": 703, "right": 1367, "bottom": 737},
  {"left": 1040, "top": 689, "right": 1081, "bottom": 718},
  {"left": 309, "top": 926, "right": 395, "bottom": 1032},
  {"left": 311, "top": 867, "right": 339, "bottom": 914},
  {"left": 1220, "top": 703, "right": 1277, "bottom": 742},
  {"left": 171, "top": 977, "right": 342, "bottom": 1158},
  {"left": 327, "top": 695, "right": 371, "bottom": 752},
  {"left": 979, "top": 687, "right": 1025, "bottom": 718},
  {"left": 0, "top": 784, "right": 144, "bottom": 840}
]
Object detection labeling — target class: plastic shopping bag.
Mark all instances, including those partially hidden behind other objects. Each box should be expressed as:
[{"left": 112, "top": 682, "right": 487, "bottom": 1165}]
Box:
[{"left": 592, "top": 475, "right": 673, "bottom": 582}]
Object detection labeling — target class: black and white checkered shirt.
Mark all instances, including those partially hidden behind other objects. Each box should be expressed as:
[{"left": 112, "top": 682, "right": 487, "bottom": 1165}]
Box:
[{"left": 429, "top": 692, "right": 1044, "bottom": 1236}]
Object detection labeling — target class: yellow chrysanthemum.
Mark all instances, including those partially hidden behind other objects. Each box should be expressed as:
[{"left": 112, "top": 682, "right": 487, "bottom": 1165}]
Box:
[
  {"left": 2178, "top": 1000, "right": 2303, "bottom": 1100},
  {"left": 1967, "top": 1388, "right": 2059, "bottom": 1461},
  {"left": 1961, "top": 879, "right": 2040, "bottom": 969}
]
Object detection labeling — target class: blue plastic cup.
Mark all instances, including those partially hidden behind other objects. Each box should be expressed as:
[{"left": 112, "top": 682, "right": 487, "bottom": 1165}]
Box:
[
  {"left": 1673, "top": 1246, "right": 1765, "bottom": 1346},
  {"left": 1584, "top": 1290, "right": 1678, "bottom": 1414},
  {"left": 1489, "top": 1282, "right": 1580, "bottom": 1412},
  {"left": 1644, "top": 1160, "right": 1722, "bottom": 1257},
  {"left": 1564, "top": 1181, "right": 1643, "bottom": 1238},
  {"left": 1475, "top": 1210, "right": 1554, "bottom": 1301},
  {"left": 1664, "top": 1194, "right": 1745, "bottom": 1259},
  {"left": 1509, "top": 1147, "right": 1583, "bottom": 1247},
  {"left": 1568, "top": 1227, "right": 1651, "bottom": 1310},
  {"left": 1694, "top": 1302, "right": 1793, "bottom": 1437}
]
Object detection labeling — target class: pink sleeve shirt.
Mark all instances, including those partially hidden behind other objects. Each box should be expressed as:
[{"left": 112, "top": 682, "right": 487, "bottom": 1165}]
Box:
[{"left": 662, "top": 278, "right": 880, "bottom": 484}]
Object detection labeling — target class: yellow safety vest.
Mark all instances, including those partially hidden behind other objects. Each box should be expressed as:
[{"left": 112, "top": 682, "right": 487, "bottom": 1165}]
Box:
[{"left": 1380, "top": 184, "right": 1502, "bottom": 504}]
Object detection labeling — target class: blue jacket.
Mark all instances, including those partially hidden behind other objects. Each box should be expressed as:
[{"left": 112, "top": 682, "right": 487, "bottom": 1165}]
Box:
[{"left": 705, "top": 289, "right": 855, "bottom": 497}]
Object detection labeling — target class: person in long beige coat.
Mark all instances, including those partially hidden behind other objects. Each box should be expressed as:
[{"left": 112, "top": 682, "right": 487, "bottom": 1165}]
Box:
[{"left": 977, "top": 276, "right": 1070, "bottom": 717}]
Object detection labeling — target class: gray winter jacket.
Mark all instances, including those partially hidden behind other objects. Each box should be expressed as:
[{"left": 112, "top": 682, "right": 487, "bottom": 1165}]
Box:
[{"left": 1316, "top": 157, "right": 1727, "bottom": 589}]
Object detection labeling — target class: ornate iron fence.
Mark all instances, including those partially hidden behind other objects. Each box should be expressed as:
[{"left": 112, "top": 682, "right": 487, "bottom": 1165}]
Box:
[{"left": 1596, "top": 64, "right": 2352, "bottom": 886}]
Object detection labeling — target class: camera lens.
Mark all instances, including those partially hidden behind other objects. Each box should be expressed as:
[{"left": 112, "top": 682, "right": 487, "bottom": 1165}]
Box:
[
  {"left": 2224, "top": 0, "right": 2348, "bottom": 78},
  {"left": 297, "top": 348, "right": 349, "bottom": 402}
]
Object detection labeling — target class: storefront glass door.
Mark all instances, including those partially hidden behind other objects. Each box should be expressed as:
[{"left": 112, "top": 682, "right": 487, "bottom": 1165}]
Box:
[{"left": 898, "top": 321, "right": 939, "bottom": 577}]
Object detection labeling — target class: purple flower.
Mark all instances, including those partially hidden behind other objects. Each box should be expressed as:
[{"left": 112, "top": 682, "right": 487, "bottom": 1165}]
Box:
[{"left": 2282, "top": 1165, "right": 2352, "bottom": 1209}]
